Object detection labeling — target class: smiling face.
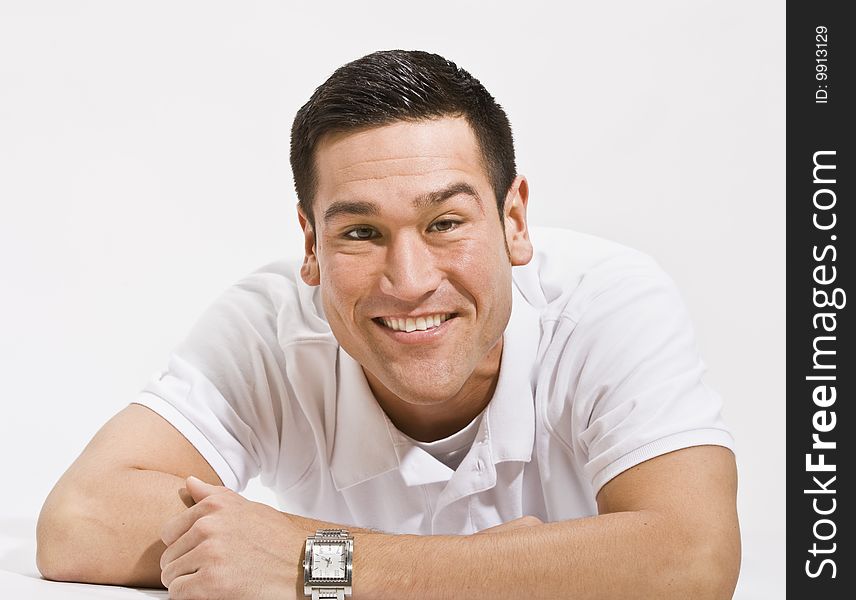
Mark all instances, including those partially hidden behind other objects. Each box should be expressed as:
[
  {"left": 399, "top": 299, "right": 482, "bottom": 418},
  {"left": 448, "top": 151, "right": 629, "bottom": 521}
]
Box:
[{"left": 298, "top": 117, "right": 532, "bottom": 424}]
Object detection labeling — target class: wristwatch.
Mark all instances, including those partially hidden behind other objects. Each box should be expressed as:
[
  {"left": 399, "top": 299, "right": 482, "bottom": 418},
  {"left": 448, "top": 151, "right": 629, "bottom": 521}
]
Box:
[{"left": 303, "top": 528, "right": 353, "bottom": 600}]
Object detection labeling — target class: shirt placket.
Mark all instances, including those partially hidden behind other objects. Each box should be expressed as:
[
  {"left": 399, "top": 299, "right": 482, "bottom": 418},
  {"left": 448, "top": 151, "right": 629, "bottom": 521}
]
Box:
[{"left": 430, "top": 440, "right": 498, "bottom": 533}]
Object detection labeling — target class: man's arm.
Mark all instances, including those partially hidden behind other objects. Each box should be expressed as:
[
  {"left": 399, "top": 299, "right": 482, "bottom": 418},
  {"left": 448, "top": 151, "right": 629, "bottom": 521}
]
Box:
[
  {"left": 157, "top": 444, "right": 738, "bottom": 599},
  {"left": 37, "top": 403, "right": 381, "bottom": 589},
  {"left": 37, "top": 403, "right": 231, "bottom": 587},
  {"left": 354, "top": 445, "right": 740, "bottom": 600}
]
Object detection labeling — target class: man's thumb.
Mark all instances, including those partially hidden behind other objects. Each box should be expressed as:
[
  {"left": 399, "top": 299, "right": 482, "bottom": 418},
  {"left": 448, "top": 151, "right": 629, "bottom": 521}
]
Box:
[{"left": 184, "top": 475, "right": 221, "bottom": 504}]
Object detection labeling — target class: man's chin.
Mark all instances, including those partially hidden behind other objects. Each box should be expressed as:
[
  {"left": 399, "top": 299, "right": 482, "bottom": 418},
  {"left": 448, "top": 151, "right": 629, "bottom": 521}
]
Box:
[
  {"left": 366, "top": 364, "right": 466, "bottom": 404},
  {"left": 396, "top": 388, "right": 463, "bottom": 406}
]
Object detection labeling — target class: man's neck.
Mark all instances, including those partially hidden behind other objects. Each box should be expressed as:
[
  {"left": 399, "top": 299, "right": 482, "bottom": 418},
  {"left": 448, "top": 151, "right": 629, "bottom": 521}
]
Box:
[{"left": 363, "top": 339, "right": 503, "bottom": 443}]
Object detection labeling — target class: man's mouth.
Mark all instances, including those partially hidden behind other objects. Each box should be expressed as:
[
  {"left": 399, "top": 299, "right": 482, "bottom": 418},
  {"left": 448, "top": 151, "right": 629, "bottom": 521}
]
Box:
[{"left": 373, "top": 313, "right": 456, "bottom": 333}]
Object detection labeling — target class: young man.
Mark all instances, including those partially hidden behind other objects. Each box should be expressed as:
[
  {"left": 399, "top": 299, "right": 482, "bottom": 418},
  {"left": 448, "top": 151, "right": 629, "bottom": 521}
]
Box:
[{"left": 37, "top": 50, "right": 740, "bottom": 599}]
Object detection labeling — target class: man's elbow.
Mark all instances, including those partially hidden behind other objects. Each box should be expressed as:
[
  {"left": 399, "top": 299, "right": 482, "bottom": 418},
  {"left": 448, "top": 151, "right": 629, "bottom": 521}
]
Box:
[
  {"left": 36, "top": 488, "right": 115, "bottom": 584},
  {"left": 680, "top": 529, "right": 741, "bottom": 600},
  {"left": 36, "top": 485, "right": 168, "bottom": 589},
  {"left": 36, "top": 501, "right": 87, "bottom": 582}
]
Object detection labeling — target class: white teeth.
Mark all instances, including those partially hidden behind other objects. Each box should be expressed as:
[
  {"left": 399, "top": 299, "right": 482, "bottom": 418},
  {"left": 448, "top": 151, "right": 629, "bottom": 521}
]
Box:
[{"left": 380, "top": 313, "right": 451, "bottom": 332}]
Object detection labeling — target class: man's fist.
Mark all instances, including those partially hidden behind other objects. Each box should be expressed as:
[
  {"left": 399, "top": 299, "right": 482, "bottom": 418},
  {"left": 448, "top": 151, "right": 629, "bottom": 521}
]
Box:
[
  {"left": 159, "top": 476, "right": 308, "bottom": 600},
  {"left": 475, "top": 515, "right": 543, "bottom": 535}
]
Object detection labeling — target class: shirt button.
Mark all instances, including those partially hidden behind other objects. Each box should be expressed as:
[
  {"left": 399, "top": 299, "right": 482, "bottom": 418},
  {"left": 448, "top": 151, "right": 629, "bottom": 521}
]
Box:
[{"left": 476, "top": 459, "right": 485, "bottom": 472}]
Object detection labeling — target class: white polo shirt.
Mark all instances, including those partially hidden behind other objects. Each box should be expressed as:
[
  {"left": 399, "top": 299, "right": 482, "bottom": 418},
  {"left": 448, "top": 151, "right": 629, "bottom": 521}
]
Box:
[{"left": 133, "top": 226, "right": 734, "bottom": 535}]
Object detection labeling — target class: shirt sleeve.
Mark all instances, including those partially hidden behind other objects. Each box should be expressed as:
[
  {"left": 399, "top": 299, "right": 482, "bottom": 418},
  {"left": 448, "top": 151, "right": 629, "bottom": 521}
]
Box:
[
  {"left": 555, "top": 254, "right": 735, "bottom": 495},
  {"left": 132, "top": 273, "right": 288, "bottom": 492}
]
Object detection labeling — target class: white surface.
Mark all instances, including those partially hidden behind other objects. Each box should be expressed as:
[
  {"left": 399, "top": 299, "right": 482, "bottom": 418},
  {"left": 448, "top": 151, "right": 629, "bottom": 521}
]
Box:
[
  {"left": 0, "top": 571, "right": 166, "bottom": 600},
  {"left": 0, "top": 1, "right": 783, "bottom": 597}
]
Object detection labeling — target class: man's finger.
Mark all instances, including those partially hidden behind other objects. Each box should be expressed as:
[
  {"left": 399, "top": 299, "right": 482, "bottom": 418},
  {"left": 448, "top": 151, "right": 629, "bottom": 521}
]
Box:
[
  {"left": 165, "top": 572, "right": 197, "bottom": 600},
  {"left": 185, "top": 475, "right": 228, "bottom": 504},
  {"left": 179, "top": 486, "right": 195, "bottom": 508},
  {"left": 160, "top": 515, "right": 210, "bottom": 570},
  {"left": 161, "top": 543, "right": 206, "bottom": 591},
  {"left": 475, "top": 515, "right": 543, "bottom": 535},
  {"left": 160, "top": 497, "right": 210, "bottom": 546}
]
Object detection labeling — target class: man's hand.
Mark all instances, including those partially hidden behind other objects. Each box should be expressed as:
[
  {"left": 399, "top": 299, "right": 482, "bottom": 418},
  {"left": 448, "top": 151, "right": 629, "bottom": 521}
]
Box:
[
  {"left": 160, "top": 476, "right": 307, "bottom": 600},
  {"left": 475, "top": 515, "right": 543, "bottom": 535}
]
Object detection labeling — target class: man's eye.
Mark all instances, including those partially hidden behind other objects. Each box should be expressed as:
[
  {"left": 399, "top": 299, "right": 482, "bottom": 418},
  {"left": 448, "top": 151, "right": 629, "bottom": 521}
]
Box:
[
  {"left": 345, "top": 227, "right": 377, "bottom": 240},
  {"left": 430, "top": 220, "right": 459, "bottom": 232}
]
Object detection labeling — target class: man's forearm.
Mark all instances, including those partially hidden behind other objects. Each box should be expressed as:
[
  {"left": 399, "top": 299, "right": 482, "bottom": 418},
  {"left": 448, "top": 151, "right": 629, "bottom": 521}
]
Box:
[
  {"left": 353, "top": 510, "right": 736, "bottom": 600},
  {"left": 37, "top": 466, "right": 191, "bottom": 588},
  {"left": 286, "top": 512, "right": 383, "bottom": 536},
  {"left": 37, "top": 465, "right": 377, "bottom": 591}
]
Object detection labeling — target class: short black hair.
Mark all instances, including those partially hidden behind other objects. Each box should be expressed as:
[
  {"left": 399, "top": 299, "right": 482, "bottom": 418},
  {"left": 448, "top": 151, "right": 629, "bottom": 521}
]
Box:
[{"left": 290, "top": 49, "right": 517, "bottom": 229}]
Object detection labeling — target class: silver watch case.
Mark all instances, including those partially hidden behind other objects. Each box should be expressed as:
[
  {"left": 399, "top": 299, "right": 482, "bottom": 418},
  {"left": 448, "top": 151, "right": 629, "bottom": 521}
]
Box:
[{"left": 303, "top": 530, "right": 353, "bottom": 597}]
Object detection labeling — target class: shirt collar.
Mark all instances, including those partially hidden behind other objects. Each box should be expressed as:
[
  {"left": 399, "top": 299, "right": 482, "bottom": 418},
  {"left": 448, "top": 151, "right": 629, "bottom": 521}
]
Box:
[
  {"left": 328, "top": 282, "right": 540, "bottom": 491},
  {"left": 483, "top": 281, "right": 540, "bottom": 464},
  {"left": 329, "top": 346, "right": 400, "bottom": 491}
]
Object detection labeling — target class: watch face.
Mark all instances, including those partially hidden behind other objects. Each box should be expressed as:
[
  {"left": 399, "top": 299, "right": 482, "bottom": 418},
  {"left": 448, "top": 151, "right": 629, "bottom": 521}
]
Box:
[{"left": 311, "top": 543, "right": 347, "bottom": 579}]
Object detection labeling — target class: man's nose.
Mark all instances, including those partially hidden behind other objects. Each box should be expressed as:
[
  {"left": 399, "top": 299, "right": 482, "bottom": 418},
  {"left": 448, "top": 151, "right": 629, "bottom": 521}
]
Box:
[{"left": 379, "top": 233, "right": 442, "bottom": 301}]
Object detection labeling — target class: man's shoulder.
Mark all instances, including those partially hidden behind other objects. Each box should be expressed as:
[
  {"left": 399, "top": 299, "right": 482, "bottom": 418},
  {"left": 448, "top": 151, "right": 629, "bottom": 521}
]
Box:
[
  {"left": 234, "top": 258, "right": 303, "bottom": 292},
  {"left": 181, "top": 257, "right": 333, "bottom": 352},
  {"left": 206, "top": 258, "right": 303, "bottom": 319},
  {"left": 516, "top": 226, "right": 667, "bottom": 318}
]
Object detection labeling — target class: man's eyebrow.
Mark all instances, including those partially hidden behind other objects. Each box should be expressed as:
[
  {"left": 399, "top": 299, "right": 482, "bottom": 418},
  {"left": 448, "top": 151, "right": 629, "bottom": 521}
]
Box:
[
  {"left": 323, "top": 200, "right": 379, "bottom": 225},
  {"left": 322, "top": 182, "right": 484, "bottom": 226},
  {"left": 412, "top": 182, "right": 484, "bottom": 214}
]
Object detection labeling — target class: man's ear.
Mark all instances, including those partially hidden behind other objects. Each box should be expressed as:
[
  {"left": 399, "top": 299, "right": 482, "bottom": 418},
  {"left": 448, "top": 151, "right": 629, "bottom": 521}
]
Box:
[
  {"left": 502, "top": 176, "right": 533, "bottom": 266},
  {"left": 297, "top": 203, "right": 321, "bottom": 286}
]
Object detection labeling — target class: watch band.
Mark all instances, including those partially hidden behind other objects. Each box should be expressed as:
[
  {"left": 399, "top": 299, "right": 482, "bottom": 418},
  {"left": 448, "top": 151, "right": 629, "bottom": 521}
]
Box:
[
  {"left": 311, "top": 590, "right": 344, "bottom": 600},
  {"left": 316, "top": 528, "right": 350, "bottom": 538}
]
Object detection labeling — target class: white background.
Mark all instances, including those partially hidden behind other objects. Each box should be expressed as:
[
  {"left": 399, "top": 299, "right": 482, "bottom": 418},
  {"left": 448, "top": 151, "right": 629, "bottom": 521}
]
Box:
[{"left": 0, "top": 1, "right": 783, "bottom": 597}]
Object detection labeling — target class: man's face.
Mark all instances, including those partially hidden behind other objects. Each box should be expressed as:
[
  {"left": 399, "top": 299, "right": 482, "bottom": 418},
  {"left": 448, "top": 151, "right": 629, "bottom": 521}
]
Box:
[{"left": 298, "top": 117, "right": 531, "bottom": 406}]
